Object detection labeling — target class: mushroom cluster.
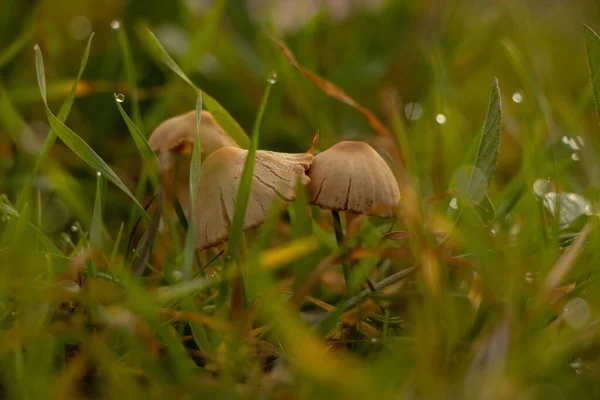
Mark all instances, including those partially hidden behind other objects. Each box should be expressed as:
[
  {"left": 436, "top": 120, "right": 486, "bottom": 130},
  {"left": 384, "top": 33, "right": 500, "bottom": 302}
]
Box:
[{"left": 148, "top": 110, "right": 401, "bottom": 253}]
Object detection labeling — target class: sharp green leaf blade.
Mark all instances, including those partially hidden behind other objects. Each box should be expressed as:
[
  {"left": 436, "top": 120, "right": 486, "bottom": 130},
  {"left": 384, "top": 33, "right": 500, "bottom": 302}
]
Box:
[
  {"left": 225, "top": 75, "right": 274, "bottom": 262},
  {"left": 467, "top": 78, "right": 502, "bottom": 205},
  {"left": 116, "top": 24, "right": 143, "bottom": 131},
  {"left": 116, "top": 100, "right": 158, "bottom": 164},
  {"left": 142, "top": 28, "right": 250, "bottom": 148},
  {"left": 90, "top": 172, "right": 105, "bottom": 249},
  {"left": 585, "top": 25, "right": 600, "bottom": 123},
  {"left": 17, "top": 34, "right": 95, "bottom": 210},
  {"left": 34, "top": 44, "right": 151, "bottom": 225},
  {"left": 182, "top": 94, "right": 203, "bottom": 280}
]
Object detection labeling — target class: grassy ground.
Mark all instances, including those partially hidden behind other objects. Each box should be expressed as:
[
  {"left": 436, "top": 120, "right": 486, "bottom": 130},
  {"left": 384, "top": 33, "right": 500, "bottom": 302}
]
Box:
[{"left": 2, "top": 0, "right": 600, "bottom": 398}]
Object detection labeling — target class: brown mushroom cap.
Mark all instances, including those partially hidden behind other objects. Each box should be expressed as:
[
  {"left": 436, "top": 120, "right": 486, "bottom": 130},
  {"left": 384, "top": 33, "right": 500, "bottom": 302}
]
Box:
[
  {"left": 148, "top": 110, "right": 239, "bottom": 157},
  {"left": 195, "top": 147, "right": 313, "bottom": 250},
  {"left": 307, "top": 141, "right": 400, "bottom": 218}
]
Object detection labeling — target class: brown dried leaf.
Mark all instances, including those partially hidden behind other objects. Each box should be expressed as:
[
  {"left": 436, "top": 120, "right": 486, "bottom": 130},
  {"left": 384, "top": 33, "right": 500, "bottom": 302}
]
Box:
[{"left": 272, "top": 38, "right": 394, "bottom": 140}]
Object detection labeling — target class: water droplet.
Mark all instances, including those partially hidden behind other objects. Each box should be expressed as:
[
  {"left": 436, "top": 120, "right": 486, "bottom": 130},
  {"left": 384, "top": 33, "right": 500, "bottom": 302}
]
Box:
[
  {"left": 533, "top": 179, "right": 552, "bottom": 197},
  {"left": 110, "top": 20, "right": 121, "bottom": 30},
  {"left": 404, "top": 102, "right": 423, "bottom": 121},
  {"left": 114, "top": 93, "right": 125, "bottom": 103},
  {"left": 563, "top": 297, "right": 590, "bottom": 329},
  {"left": 512, "top": 92, "right": 523, "bottom": 103},
  {"left": 449, "top": 198, "right": 458, "bottom": 210},
  {"left": 267, "top": 71, "right": 277, "bottom": 84},
  {"left": 570, "top": 358, "right": 583, "bottom": 375},
  {"left": 525, "top": 272, "right": 534, "bottom": 283},
  {"left": 70, "top": 224, "right": 78, "bottom": 232},
  {"left": 96, "top": 171, "right": 102, "bottom": 177},
  {"left": 435, "top": 113, "right": 447, "bottom": 124},
  {"left": 571, "top": 153, "right": 580, "bottom": 161},
  {"left": 172, "top": 270, "right": 183, "bottom": 280},
  {"left": 568, "top": 138, "right": 580, "bottom": 151},
  {"left": 370, "top": 338, "right": 378, "bottom": 344},
  {"left": 490, "top": 223, "right": 500, "bottom": 235}
]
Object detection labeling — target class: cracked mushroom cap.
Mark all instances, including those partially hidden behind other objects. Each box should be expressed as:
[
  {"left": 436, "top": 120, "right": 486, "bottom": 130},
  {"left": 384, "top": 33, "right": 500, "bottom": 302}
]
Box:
[
  {"left": 307, "top": 141, "right": 400, "bottom": 218},
  {"left": 148, "top": 110, "right": 239, "bottom": 157},
  {"left": 195, "top": 147, "right": 313, "bottom": 250}
]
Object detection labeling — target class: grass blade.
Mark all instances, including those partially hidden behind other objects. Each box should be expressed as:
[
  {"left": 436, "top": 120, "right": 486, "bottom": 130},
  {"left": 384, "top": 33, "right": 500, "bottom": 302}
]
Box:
[
  {"left": 272, "top": 37, "right": 393, "bottom": 140},
  {"left": 34, "top": 44, "right": 151, "bottom": 225},
  {"left": 115, "top": 99, "right": 158, "bottom": 164},
  {"left": 225, "top": 73, "right": 275, "bottom": 262},
  {"left": 585, "top": 24, "right": 600, "bottom": 123},
  {"left": 467, "top": 78, "right": 502, "bottom": 205},
  {"left": 141, "top": 28, "right": 250, "bottom": 148},
  {"left": 90, "top": 172, "right": 105, "bottom": 249},
  {"left": 182, "top": 94, "right": 203, "bottom": 280},
  {"left": 115, "top": 23, "right": 143, "bottom": 131}
]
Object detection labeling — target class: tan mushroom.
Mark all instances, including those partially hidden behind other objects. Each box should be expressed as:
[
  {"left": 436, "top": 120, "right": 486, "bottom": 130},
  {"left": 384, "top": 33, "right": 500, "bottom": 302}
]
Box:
[
  {"left": 148, "top": 110, "right": 239, "bottom": 157},
  {"left": 195, "top": 147, "right": 313, "bottom": 250},
  {"left": 307, "top": 140, "right": 400, "bottom": 296},
  {"left": 307, "top": 141, "right": 400, "bottom": 218}
]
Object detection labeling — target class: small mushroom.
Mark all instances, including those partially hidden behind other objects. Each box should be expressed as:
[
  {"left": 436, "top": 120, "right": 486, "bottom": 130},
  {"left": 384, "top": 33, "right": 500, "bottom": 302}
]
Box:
[
  {"left": 195, "top": 147, "right": 313, "bottom": 250},
  {"left": 306, "top": 140, "right": 400, "bottom": 296},
  {"left": 307, "top": 141, "right": 400, "bottom": 218},
  {"left": 148, "top": 110, "right": 239, "bottom": 211},
  {"left": 148, "top": 110, "right": 239, "bottom": 157}
]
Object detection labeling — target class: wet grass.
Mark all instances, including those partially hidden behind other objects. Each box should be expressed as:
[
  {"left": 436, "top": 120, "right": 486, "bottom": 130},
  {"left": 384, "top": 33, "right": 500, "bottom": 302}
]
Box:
[{"left": 1, "top": 0, "right": 600, "bottom": 398}]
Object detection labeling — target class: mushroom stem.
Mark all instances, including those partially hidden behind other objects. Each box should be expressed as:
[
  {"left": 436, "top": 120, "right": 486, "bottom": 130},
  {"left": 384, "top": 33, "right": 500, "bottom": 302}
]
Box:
[{"left": 332, "top": 210, "right": 353, "bottom": 297}]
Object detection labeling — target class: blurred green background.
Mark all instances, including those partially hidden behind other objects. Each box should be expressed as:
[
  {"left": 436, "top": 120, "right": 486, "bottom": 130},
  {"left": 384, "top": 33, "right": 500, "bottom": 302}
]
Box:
[{"left": 2, "top": 0, "right": 600, "bottom": 233}]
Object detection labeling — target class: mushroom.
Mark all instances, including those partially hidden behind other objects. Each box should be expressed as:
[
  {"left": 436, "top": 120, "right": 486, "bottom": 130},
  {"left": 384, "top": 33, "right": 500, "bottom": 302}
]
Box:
[
  {"left": 148, "top": 110, "right": 239, "bottom": 211},
  {"left": 307, "top": 141, "right": 400, "bottom": 218},
  {"left": 195, "top": 146, "right": 313, "bottom": 250},
  {"left": 306, "top": 140, "right": 401, "bottom": 294},
  {"left": 148, "top": 110, "right": 239, "bottom": 157}
]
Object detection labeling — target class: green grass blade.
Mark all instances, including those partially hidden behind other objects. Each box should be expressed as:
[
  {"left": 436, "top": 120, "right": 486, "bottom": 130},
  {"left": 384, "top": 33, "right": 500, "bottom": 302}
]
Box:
[
  {"left": 182, "top": 94, "right": 203, "bottom": 280},
  {"left": 115, "top": 99, "right": 158, "bottom": 164},
  {"left": 467, "top": 78, "right": 502, "bottom": 205},
  {"left": 26, "top": 33, "right": 96, "bottom": 190},
  {"left": 225, "top": 73, "right": 275, "bottom": 263},
  {"left": 90, "top": 172, "right": 105, "bottom": 249},
  {"left": 34, "top": 44, "right": 151, "bottom": 225},
  {"left": 141, "top": 28, "right": 250, "bottom": 148},
  {"left": 585, "top": 25, "right": 600, "bottom": 123},
  {"left": 115, "top": 23, "right": 143, "bottom": 131}
]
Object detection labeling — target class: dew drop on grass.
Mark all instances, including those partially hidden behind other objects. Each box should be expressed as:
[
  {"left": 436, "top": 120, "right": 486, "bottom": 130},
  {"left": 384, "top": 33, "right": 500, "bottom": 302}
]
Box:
[
  {"left": 172, "top": 270, "right": 183, "bottom": 281},
  {"left": 435, "top": 113, "right": 447, "bottom": 124},
  {"left": 96, "top": 171, "right": 102, "bottom": 177},
  {"left": 449, "top": 198, "right": 458, "bottom": 210},
  {"left": 267, "top": 71, "right": 277, "bottom": 84},
  {"left": 404, "top": 102, "right": 423, "bottom": 120},
  {"left": 110, "top": 20, "right": 121, "bottom": 30},
  {"left": 512, "top": 92, "right": 523, "bottom": 103},
  {"left": 34, "top": 44, "right": 40, "bottom": 51},
  {"left": 70, "top": 224, "right": 78, "bottom": 232},
  {"left": 114, "top": 93, "right": 125, "bottom": 103},
  {"left": 563, "top": 297, "right": 590, "bottom": 329},
  {"left": 570, "top": 358, "right": 583, "bottom": 375},
  {"left": 533, "top": 179, "right": 552, "bottom": 197}
]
